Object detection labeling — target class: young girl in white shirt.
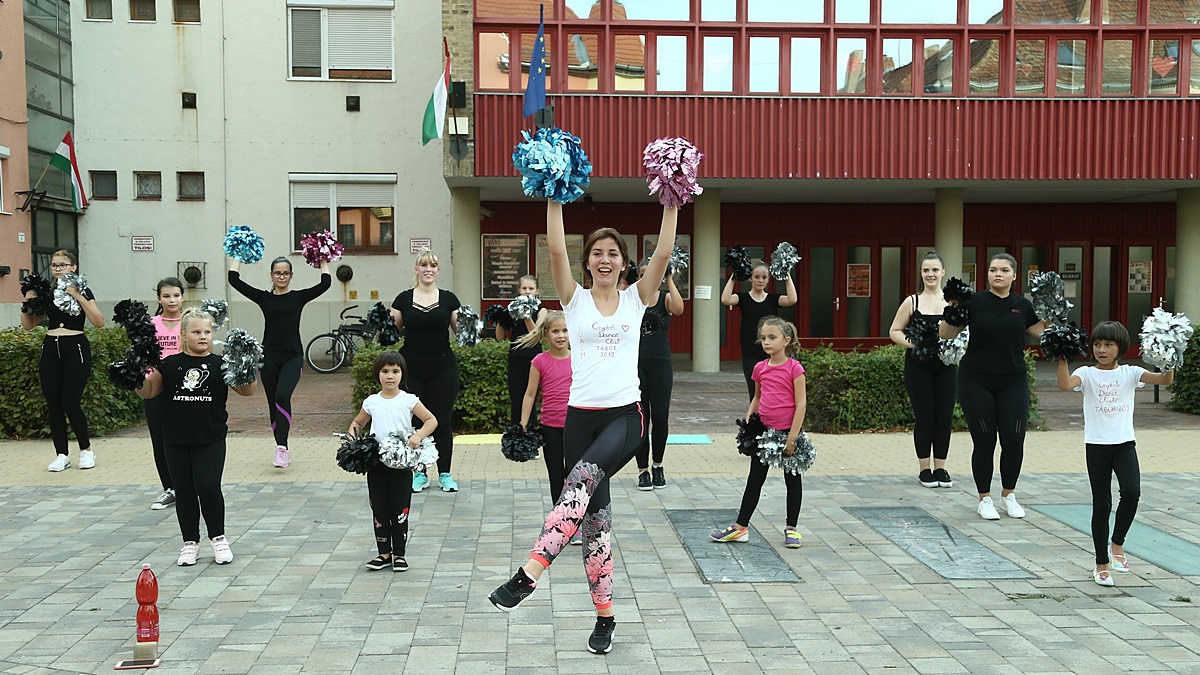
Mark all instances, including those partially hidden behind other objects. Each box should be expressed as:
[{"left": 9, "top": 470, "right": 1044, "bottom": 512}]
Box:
[{"left": 1057, "top": 321, "right": 1174, "bottom": 587}]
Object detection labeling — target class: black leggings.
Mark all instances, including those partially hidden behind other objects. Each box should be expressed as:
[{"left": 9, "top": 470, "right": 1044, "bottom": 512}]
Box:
[
  {"left": 636, "top": 357, "right": 673, "bottom": 468},
  {"left": 260, "top": 352, "right": 303, "bottom": 447},
  {"left": 144, "top": 394, "right": 171, "bottom": 490},
  {"left": 1087, "top": 441, "right": 1140, "bottom": 566},
  {"left": 507, "top": 350, "right": 537, "bottom": 425},
  {"left": 367, "top": 465, "right": 412, "bottom": 556},
  {"left": 402, "top": 349, "right": 459, "bottom": 474},
  {"left": 39, "top": 334, "right": 92, "bottom": 456},
  {"left": 737, "top": 452, "right": 803, "bottom": 528},
  {"left": 542, "top": 425, "right": 567, "bottom": 503},
  {"left": 958, "top": 371, "right": 1028, "bottom": 494},
  {"left": 166, "top": 439, "right": 226, "bottom": 543},
  {"left": 740, "top": 351, "right": 765, "bottom": 400},
  {"left": 904, "top": 355, "right": 957, "bottom": 461}
]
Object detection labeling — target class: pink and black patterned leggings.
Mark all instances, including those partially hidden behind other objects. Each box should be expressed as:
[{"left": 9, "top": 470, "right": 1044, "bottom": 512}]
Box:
[{"left": 529, "top": 403, "right": 643, "bottom": 611}]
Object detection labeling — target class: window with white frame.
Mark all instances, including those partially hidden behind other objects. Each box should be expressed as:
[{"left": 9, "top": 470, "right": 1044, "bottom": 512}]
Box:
[
  {"left": 288, "top": 1, "right": 395, "bottom": 80},
  {"left": 290, "top": 174, "right": 396, "bottom": 253},
  {"left": 174, "top": 0, "right": 201, "bottom": 23},
  {"left": 86, "top": 0, "right": 114, "bottom": 20},
  {"left": 0, "top": 146, "right": 8, "bottom": 213},
  {"left": 130, "top": 0, "right": 156, "bottom": 21}
]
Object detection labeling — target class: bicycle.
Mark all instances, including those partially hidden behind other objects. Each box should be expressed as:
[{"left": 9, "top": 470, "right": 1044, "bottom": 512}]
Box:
[{"left": 305, "top": 305, "right": 377, "bottom": 373}]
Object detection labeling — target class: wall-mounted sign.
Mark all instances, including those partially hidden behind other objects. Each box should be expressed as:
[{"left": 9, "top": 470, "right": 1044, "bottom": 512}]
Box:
[
  {"left": 481, "top": 234, "right": 529, "bottom": 300},
  {"left": 409, "top": 238, "right": 432, "bottom": 254},
  {"left": 132, "top": 236, "right": 154, "bottom": 252}
]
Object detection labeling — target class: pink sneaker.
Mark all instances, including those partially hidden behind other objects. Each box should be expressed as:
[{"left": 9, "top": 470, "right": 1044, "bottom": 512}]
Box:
[{"left": 273, "top": 446, "right": 291, "bottom": 468}]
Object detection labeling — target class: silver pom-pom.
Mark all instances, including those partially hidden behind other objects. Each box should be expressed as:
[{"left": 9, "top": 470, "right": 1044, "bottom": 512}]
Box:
[
  {"left": 380, "top": 430, "right": 438, "bottom": 470},
  {"left": 769, "top": 242, "right": 801, "bottom": 281},
  {"left": 938, "top": 326, "right": 969, "bottom": 366},
  {"left": 197, "top": 298, "right": 229, "bottom": 331},
  {"left": 508, "top": 294, "right": 542, "bottom": 321},
  {"left": 756, "top": 428, "right": 816, "bottom": 476},
  {"left": 1028, "top": 271, "right": 1072, "bottom": 323},
  {"left": 668, "top": 246, "right": 689, "bottom": 274},
  {"left": 1139, "top": 308, "right": 1193, "bottom": 371},
  {"left": 220, "top": 328, "right": 263, "bottom": 387},
  {"left": 53, "top": 273, "right": 89, "bottom": 316},
  {"left": 456, "top": 305, "right": 484, "bottom": 347}
]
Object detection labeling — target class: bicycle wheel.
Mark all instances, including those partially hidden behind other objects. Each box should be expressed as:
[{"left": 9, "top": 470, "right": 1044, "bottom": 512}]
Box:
[{"left": 305, "top": 333, "right": 347, "bottom": 373}]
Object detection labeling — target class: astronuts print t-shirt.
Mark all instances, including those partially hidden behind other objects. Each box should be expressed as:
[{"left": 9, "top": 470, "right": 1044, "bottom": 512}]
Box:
[{"left": 159, "top": 352, "right": 228, "bottom": 445}]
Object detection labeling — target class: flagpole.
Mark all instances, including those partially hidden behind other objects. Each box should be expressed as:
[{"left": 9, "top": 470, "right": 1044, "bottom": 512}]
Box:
[
  {"left": 446, "top": 37, "right": 460, "bottom": 138},
  {"left": 30, "top": 161, "right": 52, "bottom": 192}
]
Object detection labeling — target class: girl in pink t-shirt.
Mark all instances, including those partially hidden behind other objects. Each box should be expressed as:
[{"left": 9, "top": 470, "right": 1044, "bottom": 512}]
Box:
[
  {"left": 147, "top": 277, "right": 185, "bottom": 511},
  {"left": 712, "top": 316, "right": 808, "bottom": 549},
  {"left": 517, "top": 312, "right": 576, "bottom": 519}
]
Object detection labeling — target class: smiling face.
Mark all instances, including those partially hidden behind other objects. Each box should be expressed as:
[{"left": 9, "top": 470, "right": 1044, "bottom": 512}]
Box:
[
  {"left": 587, "top": 236, "right": 625, "bottom": 288},
  {"left": 750, "top": 265, "right": 770, "bottom": 291},
  {"left": 546, "top": 319, "right": 569, "bottom": 351},
  {"left": 377, "top": 363, "right": 404, "bottom": 392},
  {"left": 987, "top": 257, "right": 1016, "bottom": 294},
  {"left": 183, "top": 319, "right": 214, "bottom": 355},
  {"left": 920, "top": 259, "right": 945, "bottom": 290},
  {"left": 415, "top": 259, "right": 440, "bottom": 286},
  {"left": 271, "top": 261, "right": 293, "bottom": 291},
  {"left": 158, "top": 285, "right": 184, "bottom": 316},
  {"left": 49, "top": 255, "right": 76, "bottom": 280}
]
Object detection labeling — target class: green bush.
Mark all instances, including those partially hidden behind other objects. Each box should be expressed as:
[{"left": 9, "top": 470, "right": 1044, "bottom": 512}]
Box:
[
  {"left": 351, "top": 339, "right": 510, "bottom": 434},
  {"left": 1166, "top": 324, "right": 1200, "bottom": 414},
  {"left": 798, "top": 344, "right": 1041, "bottom": 433},
  {"left": 0, "top": 326, "right": 145, "bottom": 439}
]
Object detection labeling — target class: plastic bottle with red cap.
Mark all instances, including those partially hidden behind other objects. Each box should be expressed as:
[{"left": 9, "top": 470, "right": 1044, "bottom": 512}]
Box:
[{"left": 135, "top": 564, "right": 159, "bottom": 643}]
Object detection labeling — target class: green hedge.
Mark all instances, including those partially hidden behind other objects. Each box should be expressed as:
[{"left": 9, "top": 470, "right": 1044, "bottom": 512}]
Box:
[
  {"left": 1166, "top": 324, "right": 1200, "bottom": 414},
  {"left": 351, "top": 339, "right": 510, "bottom": 434},
  {"left": 0, "top": 326, "right": 145, "bottom": 439}
]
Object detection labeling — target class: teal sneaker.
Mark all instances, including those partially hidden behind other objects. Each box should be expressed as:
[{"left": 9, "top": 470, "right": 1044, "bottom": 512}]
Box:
[
  {"left": 412, "top": 472, "right": 429, "bottom": 493},
  {"left": 439, "top": 472, "right": 459, "bottom": 492}
]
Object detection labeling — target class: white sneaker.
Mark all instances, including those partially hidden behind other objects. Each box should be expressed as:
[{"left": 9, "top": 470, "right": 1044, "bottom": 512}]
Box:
[
  {"left": 47, "top": 455, "right": 71, "bottom": 472},
  {"left": 177, "top": 541, "right": 199, "bottom": 566},
  {"left": 1002, "top": 493, "right": 1026, "bottom": 519},
  {"left": 78, "top": 449, "right": 96, "bottom": 469},
  {"left": 211, "top": 536, "right": 233, "bottom": 564},
  {"left": 977, "top": 497, "right": 1000, "bottom": 520}
]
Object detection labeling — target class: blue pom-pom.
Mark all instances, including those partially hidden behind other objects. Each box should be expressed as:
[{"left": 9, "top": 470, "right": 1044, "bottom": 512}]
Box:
[
  {"left": 512, "top": 127, "right": 593, "bottom": 204},
  {"left": 223, "top": 225, "right": 265, "bottom": 264}
]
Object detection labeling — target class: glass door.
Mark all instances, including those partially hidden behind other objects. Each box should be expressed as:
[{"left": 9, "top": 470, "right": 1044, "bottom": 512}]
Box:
[
  {"left": 1055, "top": 242, "right": 1086, "bottom": 328},
  {"left": 804, "top": 243, "right": 878, "bottom": 340}
]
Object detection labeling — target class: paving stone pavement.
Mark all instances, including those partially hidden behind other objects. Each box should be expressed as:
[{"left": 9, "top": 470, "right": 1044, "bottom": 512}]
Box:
[{"left": 1, "top": 367, "right": 1199, "bottom": 673}]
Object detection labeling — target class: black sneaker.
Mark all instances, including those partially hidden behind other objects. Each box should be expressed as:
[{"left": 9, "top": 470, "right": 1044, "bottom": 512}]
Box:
[
  {"left": 587, "top": 616, "right": 616, "bottom": 654},
  {"left": 637, "top": 471, "right": 653, "bottom": 491},
  {"left": 489, "top": 568, "right": 537, "bottom": 612},
  {"left": 365, "top": 555, "right": 390, "bottom": 571},
  {"left": 651, "top": 466, "right": 666, "bottom": 489},
  {"left": 392, "top": 556, "right": 409, "bottom": 572},
  {"left": 934, "top": 468, "right": 953, "bottom": 488},
  {"left": 919, "top": 469, "right": 938, "bottom": 488}
]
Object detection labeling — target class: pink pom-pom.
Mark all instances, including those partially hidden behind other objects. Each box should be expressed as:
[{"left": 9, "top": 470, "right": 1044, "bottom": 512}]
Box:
[
  {"left": 643, "top": 137, "right": 704, "bottom": 208},
  {"left": 300, "top": 230, "right": 345, "bottom": 268}
]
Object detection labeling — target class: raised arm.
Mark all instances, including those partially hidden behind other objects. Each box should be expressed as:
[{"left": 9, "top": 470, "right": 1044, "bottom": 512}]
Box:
[
  {"left": 888, "top": 297, "right": 915, "bottom": 348},
  {"left": 1141, "top": 368, "right": 1175, "bottom": 386},
  {"left": 1056, "top": 359, "right": 1081, "bottom": 391},
  {"left": 20, "top": 288, "right": 44, "bottom": 331},
  {"left": 720, "top": 276, "right": 740, "bottom": 306},
  {"left": 778, "top": 274, "right": 798, "bottom": 308},
  {"left": 547, "top": 202, "right": 577, "bottom": 305},
  {"left": 663, "top": 274, "right": 685, "bottom": 315},
  {"left": 638, "top": 207, "right": 679, "bottom": 306},
  {"left": 1026, "top": 319, "right": 1049, "bottom": 337}
]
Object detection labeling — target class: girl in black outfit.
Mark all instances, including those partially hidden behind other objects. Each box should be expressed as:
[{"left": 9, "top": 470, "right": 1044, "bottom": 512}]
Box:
[
  {"left": 390, "top": 249, "right": 461, "bottom": 493},
  {"left": 720, "top": 261, "right": 798, "bottom": 399},
  {"left": 21, "top": 249, "right": 105, "bottom": 472},
  {"left": 888, "top": 251, "right": 954, "bottom": 489},
  {"left": 137, "top": 309, "right": 257, "bottom": 566},
  {"left": 497, "top": 275, "right": 548, "bottom": 425},
  {"left": 940, "top": 253, "right": 1046, "bottom": 521},
  {"left": 635, "top": 262, "right": 684, "bottom": 491},
  {"left": 147, "top": 277, "right": 185, "bottom": 510},
  {"left": 228, "top": 256, "right": 331, "bottom": 469}
]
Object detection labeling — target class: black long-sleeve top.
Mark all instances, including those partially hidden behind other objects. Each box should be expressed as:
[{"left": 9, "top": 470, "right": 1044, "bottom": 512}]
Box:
[{"left": 228, "top": 270, "right": 331, "bottom": 356}]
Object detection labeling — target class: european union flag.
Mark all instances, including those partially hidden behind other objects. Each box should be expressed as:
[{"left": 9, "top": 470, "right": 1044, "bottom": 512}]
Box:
[{"left": 523, "top": 4, "right": 547, "bottom": 118}]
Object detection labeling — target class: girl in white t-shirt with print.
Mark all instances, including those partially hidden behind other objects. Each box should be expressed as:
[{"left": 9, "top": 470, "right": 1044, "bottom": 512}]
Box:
[
  {"left": 349, "top": 351, "right": 438, "bottom": 573},
  {"left": 489, "top": 200, "right": 678, "bottom": 656},
  {"left": 1057, "top": 321, "right": 1174, "bottom": 587}
]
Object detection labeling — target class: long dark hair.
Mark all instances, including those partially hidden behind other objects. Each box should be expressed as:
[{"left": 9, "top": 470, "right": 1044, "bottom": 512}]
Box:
[
  {"left": 154, "top": 277, "right": 185, "bottom": 316},
  {"left": 579, "top": 228, "right": 631, "bottom": 288}
]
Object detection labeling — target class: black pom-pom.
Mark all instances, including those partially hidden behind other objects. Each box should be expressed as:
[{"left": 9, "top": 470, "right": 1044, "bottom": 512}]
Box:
[
  {"left": 501, "top": 423, "right": 543, "bottom": 462},
  {"left": 903, "top": 317, "right": 940, "bottom": 362},
  {"left": 485, "top": 304, "right": 514, "bottom": 331},
  {"left": 112, "top": 299, "right": 148, "bottom": 328},
  {"left": 735, "top": 413, "right": 766, "bottom": 457},
  {"left": 624, "top": 264, "right": 640, "bottom": 287},
  {"left": 724, "top": 246, "right": 753, "bottom": 282},
  {"left": 640, "top": 309, "right": 667, "bottom": 336},
  {"left": 336, "top": 432, "right": 381, "bottom": 474},
  {"left": 942, "top": 277, "right": 973, "bottom": 305},
  {"left": 107, "top": 357, "right": 148, "bottom": 391},
  {"left": 943, "top": 303, "right": 970, "bottom": 328},
  {"left": 1040, "top": 321, "right": 1089, "bottom": 361},
  {"left": 19, "top": 275, "right": 52, "bottom": 316},
  {"left": 366, "top": 302, "right": 401, "bottom": 346}
]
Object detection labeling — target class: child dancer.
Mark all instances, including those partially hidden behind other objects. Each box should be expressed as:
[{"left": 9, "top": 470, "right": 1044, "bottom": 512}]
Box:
[
  {"left": 147, "top": 278, "right": 184, "bottom": 510},
  {"left": 500, "top": 275, "right": 549, "bottom": 425},
  {"left": 1056, "top": 321, "right": 1173, "bottom": 587},
  {"left": 711, "top": 317, "right": 807, "bottom": 549},
  {"left": 136, "top": 309, "right": 257, "bottom": 566},
  {"left": 349, "top": 351, "right": 437, "bottom": 572},
  {"left": 517, "top": 311, "right": 581, "bottom": 546}
]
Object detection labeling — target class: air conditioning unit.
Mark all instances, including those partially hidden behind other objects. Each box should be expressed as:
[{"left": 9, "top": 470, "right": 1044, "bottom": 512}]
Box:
[{"left": 177, "top": 261, "right": 207, "bottom": 289}]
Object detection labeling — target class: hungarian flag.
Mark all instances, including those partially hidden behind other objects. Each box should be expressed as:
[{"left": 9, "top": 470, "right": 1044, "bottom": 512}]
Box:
[
  {"left": 422, "top": 39, "right": 451, "bottom": 146},
  {"left": 49, "top": 132, "right": 88, "bottom": 211}
]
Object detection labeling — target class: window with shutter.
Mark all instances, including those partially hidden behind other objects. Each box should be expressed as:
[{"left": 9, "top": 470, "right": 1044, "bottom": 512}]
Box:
[
  {"left": 290, "top": 8, "right": 324, "bottom": 78},
  {"left": 291, "top": 178, "right": 395, "bottom": 253},
  {"left": 327, "top": 9, "right": 393, "bottom": 79}
]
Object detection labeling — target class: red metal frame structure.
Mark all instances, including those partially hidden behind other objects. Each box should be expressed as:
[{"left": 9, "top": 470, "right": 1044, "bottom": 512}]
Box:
[{"left": 474, "top": 0, "right": 1199, "bottom": 98}]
